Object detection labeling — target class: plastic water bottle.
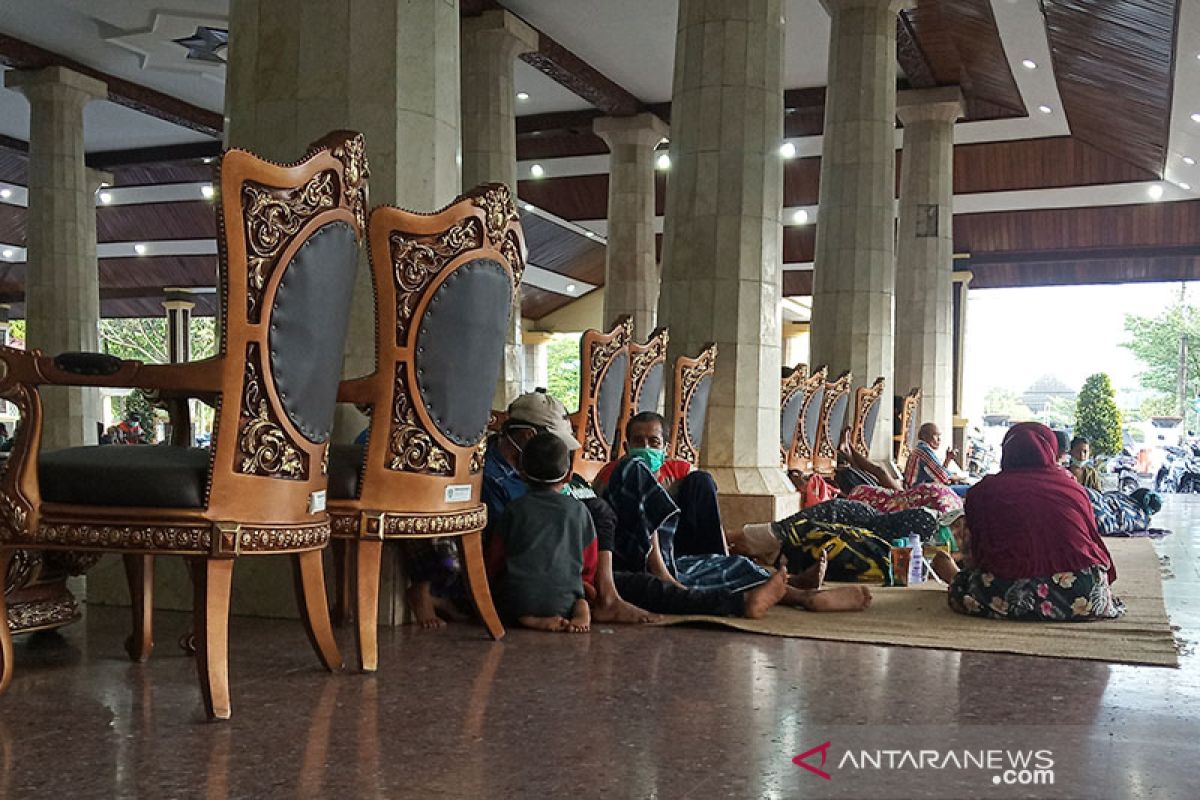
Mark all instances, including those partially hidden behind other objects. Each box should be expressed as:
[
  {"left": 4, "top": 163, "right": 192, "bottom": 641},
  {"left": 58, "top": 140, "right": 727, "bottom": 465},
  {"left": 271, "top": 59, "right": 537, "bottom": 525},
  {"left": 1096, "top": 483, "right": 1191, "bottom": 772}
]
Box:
[{"left": 908, "top": 534, "right": 924, "bottom": 585}]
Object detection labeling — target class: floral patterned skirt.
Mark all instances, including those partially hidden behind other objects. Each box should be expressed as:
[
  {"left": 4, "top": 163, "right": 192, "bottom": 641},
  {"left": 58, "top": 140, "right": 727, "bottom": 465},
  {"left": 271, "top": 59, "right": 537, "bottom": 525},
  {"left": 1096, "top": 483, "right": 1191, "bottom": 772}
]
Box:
[
  {"left": 947, "top": 565, "right": 1125, "bottom": 621},
  {"left": 847, "top": 483, "right": 963, "bottom": 515}
]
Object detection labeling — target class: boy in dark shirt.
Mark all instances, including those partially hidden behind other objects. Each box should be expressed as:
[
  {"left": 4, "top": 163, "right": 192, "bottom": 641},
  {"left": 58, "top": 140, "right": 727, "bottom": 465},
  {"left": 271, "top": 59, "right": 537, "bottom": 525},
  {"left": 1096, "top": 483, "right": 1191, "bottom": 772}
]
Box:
[{"left": 493, "top": 432, "right": 595, "bottom": 633}]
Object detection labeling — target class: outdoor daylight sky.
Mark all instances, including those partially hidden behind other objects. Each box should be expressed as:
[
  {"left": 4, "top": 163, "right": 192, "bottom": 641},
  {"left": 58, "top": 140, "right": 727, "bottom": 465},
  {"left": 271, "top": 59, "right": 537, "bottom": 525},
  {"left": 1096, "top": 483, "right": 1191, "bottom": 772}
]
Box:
[{"left": 962, "top": 281, "right": 1186, "bottom": 417}]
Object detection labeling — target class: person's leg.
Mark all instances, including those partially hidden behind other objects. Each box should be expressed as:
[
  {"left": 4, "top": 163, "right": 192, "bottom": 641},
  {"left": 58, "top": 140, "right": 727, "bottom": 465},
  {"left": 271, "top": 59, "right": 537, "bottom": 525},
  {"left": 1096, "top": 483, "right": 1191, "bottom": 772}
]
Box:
[
  {"left": 672, "top": 470, "right": 728, "bottom": 557},
  {"left": 401, "top": 538, "right": 462, "bottom": 629},
  {"left": 591, "top": 551, "right": 659, "bottom": 623},
  {"left": 613, "top": 570, "right": 741, "bottom": 616},
  {"left": 602, "top": 459, "right": 681, "bottom": 573},
  {"left": 783, "top": 585, "right": 873, "bottom": 612}
]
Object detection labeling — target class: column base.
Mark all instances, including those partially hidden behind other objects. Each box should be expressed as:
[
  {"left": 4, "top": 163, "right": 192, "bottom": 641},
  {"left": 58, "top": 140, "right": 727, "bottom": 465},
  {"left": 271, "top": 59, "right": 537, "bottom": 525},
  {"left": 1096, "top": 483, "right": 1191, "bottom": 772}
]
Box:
[{"left": 706, "top": 466, "right": 800, "bottom": 534}]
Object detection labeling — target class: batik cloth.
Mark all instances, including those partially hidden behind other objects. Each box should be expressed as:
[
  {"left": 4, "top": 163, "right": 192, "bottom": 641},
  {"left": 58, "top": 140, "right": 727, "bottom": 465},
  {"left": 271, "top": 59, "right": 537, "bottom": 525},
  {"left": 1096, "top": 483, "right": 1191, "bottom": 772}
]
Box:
[{"left": 948, "top": 565, "right": 1125, "bottom": 621}]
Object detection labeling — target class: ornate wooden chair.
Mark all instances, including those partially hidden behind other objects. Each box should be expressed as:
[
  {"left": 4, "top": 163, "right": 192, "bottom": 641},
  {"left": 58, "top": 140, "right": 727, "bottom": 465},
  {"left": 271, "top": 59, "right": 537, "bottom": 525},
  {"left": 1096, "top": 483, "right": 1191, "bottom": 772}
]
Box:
[
  {"left": 786, "top": 365, "right": 827, "bottom": 472},
  {"left": 894, "top": 387, "right": 922, "bottom": 469},
  {"left": 666, "top": 343, "right": 717, "bottom": 464},
  {"left": 848, "top": 377, "right": 886, "bottom": 458},
  {"left": 569, "top": 317, "right": 633, "bottom": 482},
  {"left": 328, "top": 184, "right": 523, "bottom": 670},
  {"left": 813, "top": 370, "right": 853, "bottom": 475},
  {"left": 780, "top": 364, "right": 809, "bottom": 465},
  {"left": 0, "top": 131, "right": 368, "bottom": 719},
  {"left": 615, "top": 326, "right": 669, "bottom": 455}
]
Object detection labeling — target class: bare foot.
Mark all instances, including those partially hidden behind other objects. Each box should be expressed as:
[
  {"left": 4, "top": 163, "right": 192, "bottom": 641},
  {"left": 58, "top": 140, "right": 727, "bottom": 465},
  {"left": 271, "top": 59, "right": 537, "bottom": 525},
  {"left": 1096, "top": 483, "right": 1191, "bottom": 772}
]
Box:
[
  {"left": 518, "top": 615, "right": 570, "bottom": 632},
  {"left": 797, "top": 585, "right": 873, "bottom": 612},
  {"left": 567, "top": 599, "right": 591, "bottom": 633},
  {"left": 931, "top": 550, "right": 959, "bottom": 583},
  {"left": 592, "top": 595, "right": 660, "bottom": 624},
  {"left": 788, "top": 550, "right": 827, "bottom": 590},
  {"left": 407, "top": 583, "right": 447, "bottom": 629},
  {"left": 742, "top": 570, "right": 788, "bottom": 619}
]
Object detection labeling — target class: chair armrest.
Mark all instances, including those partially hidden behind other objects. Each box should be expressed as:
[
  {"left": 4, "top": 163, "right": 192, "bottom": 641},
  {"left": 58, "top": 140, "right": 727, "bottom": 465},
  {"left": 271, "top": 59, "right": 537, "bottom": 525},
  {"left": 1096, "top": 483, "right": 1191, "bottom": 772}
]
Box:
[
  {"left": 337, "top": 376, "right": 375, "bottom": 405},
  {"left": 33, "top": 352, "right": 225, "bottom": 395},
  {"left": 53, "top": 351, "right": 124, "bottom": 376}
]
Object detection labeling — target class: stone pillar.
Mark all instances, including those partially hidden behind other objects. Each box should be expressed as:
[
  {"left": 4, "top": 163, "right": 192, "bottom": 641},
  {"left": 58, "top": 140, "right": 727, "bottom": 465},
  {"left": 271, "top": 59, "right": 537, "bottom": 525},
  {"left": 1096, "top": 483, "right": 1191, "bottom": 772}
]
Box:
[
  {"left": 6, "top": 67, "right": 107, "bottom": 451},
  {"left": 162, "top": 290, "right": 195, "bottom": 364},
  {"left": 894, "top": 87, "right": 963, "bottom": 442},
  {"left": 523, "top": 331, "right": 553, "bottom": 392},
  {"left": 460, "top": 9, "right": 537, "bottom": 408},
  {"left": 594, "top": 113, "right": 669, "bottom": 340},
  {"left": 782, "top": 322, "right": 810, "bottom": 370},
  {"left": 951, "top": 270, "right": 972, "bottom": 455},
  {"left": 0, "top": 304, "right": 10, "bottom": 346},
  {"left": 657, "top": 0, "right": 797, "bottom": 530},
  {"left": 809, "top": 0, "right": 905, "bottom": 458}
]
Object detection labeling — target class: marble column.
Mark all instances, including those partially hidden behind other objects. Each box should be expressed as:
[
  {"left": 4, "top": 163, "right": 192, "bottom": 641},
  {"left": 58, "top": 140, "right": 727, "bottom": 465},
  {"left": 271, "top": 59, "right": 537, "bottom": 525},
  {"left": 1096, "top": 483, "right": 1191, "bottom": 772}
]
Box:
[
  {"left": 894, "top": 87, "right": 963, "bottom": 441},
  {"left": 461, "top": 9, "right": 537, "bottom": 407},
  {"left": 522, "top": 330, "right": 553, "bottom": 392},
  {"left": 951, "top": 270, "right": 972, "bottom": 455},
  {"left": 162, "top": 290, "right": 195, "bottom": 364},
  {"left": 809, "top": 0, "right": 905, "bottom": 458},
  {"left": 657, "top": 0, "right": 797, "bottom": 530},
  {"left": 5, "top": 67, "right": 107, "bottom": 451},
  {"left": 594, "top": 113, "right": 668, "bottom": 340}
]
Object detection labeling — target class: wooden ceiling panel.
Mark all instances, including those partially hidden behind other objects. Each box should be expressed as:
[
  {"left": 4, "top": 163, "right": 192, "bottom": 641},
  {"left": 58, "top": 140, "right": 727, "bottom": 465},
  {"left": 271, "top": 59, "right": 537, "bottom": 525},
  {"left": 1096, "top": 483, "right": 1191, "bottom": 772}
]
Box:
[
  {"left": 522, "top": 213, "right": 606, "bottom": 285},
  {"left": 96, "top": 201, "right": 216, "bottom": 243},
  {"left": 520, "top": 284, "right": 568, "bottom": 319},
  {"left": 969, "top": 256, "right": 1200, "bottom": 290},
  {"left": 518, "top": 174, "right": 607, "bottom": 220},
  {"left": 98, "top": 255, "right": 218, "bottom": 290},
  {"left": 1043, "top": 0, "right": 1177, "bottom": 176}
]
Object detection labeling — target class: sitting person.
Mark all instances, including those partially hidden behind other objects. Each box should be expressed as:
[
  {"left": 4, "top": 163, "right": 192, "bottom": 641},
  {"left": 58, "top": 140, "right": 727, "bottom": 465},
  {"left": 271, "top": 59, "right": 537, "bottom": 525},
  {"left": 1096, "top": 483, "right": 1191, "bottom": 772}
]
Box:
[
  {"left": 1067, "top": 436, "right": 1102, "bottom": 491},
  {"left": 490, "top": 433, "right": 593, "bottom": 633},
  {"left": 904, "top": 422, "right": 970, "bottom": 496},
  {"left": 932, "top": 422, "right": 1124, "bottom": 621},
  {"left": 835, "top": 438, "right": 963, "bottom": 515}
]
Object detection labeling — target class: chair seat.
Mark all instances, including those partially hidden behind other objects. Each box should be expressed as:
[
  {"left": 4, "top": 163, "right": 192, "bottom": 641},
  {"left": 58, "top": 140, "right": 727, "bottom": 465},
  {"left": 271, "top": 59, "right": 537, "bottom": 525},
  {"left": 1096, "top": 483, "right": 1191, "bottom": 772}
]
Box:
[
  {"left": 328, "top": 443, "right": 364, "bottom": 500},
  {"left": 38, "top": 445, "right": 211, "bottom": 508}
]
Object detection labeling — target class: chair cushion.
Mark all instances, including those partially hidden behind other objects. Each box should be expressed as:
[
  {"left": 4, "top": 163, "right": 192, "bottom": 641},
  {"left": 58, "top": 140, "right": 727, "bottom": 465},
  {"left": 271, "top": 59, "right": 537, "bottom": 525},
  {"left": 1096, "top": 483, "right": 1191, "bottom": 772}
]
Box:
[
  {"left": 327, "top": 443, "right": 365, "bottom": 500},
  {"left": 38, "top": 445, "right": 211, "bottom": 508}
]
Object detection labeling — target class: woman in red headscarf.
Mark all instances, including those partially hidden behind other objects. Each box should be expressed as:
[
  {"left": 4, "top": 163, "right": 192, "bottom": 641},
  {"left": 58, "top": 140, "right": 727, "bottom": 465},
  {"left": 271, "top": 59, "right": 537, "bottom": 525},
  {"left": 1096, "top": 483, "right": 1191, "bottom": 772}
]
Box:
[{"left": 934, "top": 422, "right": 1124, "bottom": 621}]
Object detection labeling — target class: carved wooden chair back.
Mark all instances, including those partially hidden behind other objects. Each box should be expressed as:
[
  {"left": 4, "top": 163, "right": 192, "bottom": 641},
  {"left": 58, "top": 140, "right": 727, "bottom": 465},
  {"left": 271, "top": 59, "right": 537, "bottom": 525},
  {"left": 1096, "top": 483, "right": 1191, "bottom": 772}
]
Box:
[
  {"left": 780, "top": 364, "right": 809, "bottom": 464},
  {"left": 788, "top": 365, "right": 828, "bottom": 472},
  {"left": 849, "top": 377, "right": 886, "bottom": 458},
  {"left": 570, "top": 317, "right": 633, "bottom": 482},
  {"left": 615, "top": 326, "right": 668, "bottom": 456},
  {"left": 328, "top": 184, "right": 525, "bottom": 666},
  {"left": 667, "top": 343, "right": 718, "bottom": 464},
  {"left": 894, "top": 387, "right": 923, "bottom": 469},
  {"left": 813, "top": 370, "right": 853, "bottom": 475},
  {"left": 0, "top": 131, "right": 369, "bottom": 717}
]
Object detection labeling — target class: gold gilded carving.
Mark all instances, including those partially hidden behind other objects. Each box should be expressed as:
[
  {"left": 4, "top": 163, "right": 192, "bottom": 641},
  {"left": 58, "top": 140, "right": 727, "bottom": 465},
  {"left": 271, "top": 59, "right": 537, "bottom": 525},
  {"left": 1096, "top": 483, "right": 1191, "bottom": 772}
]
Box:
[
  {"left": 388, "top": 365, "right": 453, "bottom": 476},
  {"left": 242, "top": 170, "right": 338, "bottom": 321},
  {"left": 331, "top": 132, "right": 369, "bottom": 233},
  {"left": 672, "top": 346, "right": 717, "bottom": 465},
  {"left": 629, "top": 330, "right": 668, "bottom": 409},
  {"left": 794, "top": 367, "right": 828, "bottom": 462},
  {"left": 236, "top": 343, "right": 308, "bottom": 479},
  {"left": 4, "top": 549, "right": 38, "bottom": 594},
  {"left": 390, "top": 217, "right": 483, "bottom": 344},
  {"left": 817, "top": 374, "right": 852, "bottom": 461},
  {"left": 330, "top": 507, "right": 487, "bottom": 540},
  {"left": 470, "top": 184, "right": 518, "bottom": 247},
  {"left": 581, "top": 331, "right": 628, "bottom": 462},
  {"left": 470, "top": 438, "right": 487, "bottom": 474},
  {"left": 502, "top": 230, "right": 525, "bottom": 285},
  {"left": 21, "top": 522, "right": 328, "bottom": 553},
  {"left": 7, "top": 596, "right": 79, "bottom": 633}
]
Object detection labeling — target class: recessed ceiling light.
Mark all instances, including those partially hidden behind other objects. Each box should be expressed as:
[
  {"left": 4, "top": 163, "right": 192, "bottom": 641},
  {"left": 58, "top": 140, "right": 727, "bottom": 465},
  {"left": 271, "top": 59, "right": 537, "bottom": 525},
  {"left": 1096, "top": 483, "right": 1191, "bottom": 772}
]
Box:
[
  {"left": 779, "top": 142, "right": 797, "bottom": 159},
  {"left": 1, "top": 249, "right": 13, "bottom": 259},
  {"left": 202, "top": 156, "right": 215, "bottom": 164},
  {"left": 530, "top": 163, "right": 545, "bottom": 178},
  {"left": 1038, "top": 105, "right": 1052, "bottom": 114},
  {"left": 656, "top": 153, "right": 671, "bottom": 170},
  {"left": 0, "top": 189, "right": 10, "bottom": 199},
  {"left": 1192, "top": 112, "right": 1200, "bottom": 123},
  {"left": 1180, "top": 182, "right": 1192, "bottom": 190},
  {"left": 134, "top": 243, "right": 148, "bottom": 255},
  {"left": 516, "top": 91, "right": 529, "bottom": 101},
  {"left": 522, "top": 202, "right": 534, "bottom": 212},
  {"left": 565, "top": 283, "right": 577, "bottom": 294},
  {"left": 98, "top": 191, "right": 112, "bottom": 204},
  {"left": 791, "top": 209, "right": 809, "bottom": 225},
  {"left": 585, "top": 231, "right": 597, "bottom": 239},
  {"left": 1185, "top": 156, "right": 1197, "bottom": 166},
  {"left": 1021, "top": 59, "right": 1037, "bottom": 70},
  {"left": 200, "top": 184, "right": 214, "bottom": 199},
  {"left": 1147, "top": 184, "right": 1164, "bottom": 200}
]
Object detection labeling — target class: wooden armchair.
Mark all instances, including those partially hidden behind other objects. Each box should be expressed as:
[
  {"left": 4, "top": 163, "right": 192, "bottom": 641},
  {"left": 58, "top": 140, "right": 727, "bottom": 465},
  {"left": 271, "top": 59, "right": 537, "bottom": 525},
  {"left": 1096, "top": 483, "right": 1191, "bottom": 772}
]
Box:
[
  {"left": 569, "top": 317, "right": 633, "bottom": 482},
  {"left": 667, "top": 343, "right": 717, "bottom": 464},
  {"left": 328, "top": 184, "right": 524, "bottom": 670},
  {"left": 894, "top": 387, "right": 922, "bottom": 469},
  {"left": 848, "top": 377, "right": 886, "bottom": 458},
  {"left": 615, "top": 326, "right": 669, "bottom": 455},
  {"left": 786, "top": 365, "right": 827, "bottom": 473},
  {"left": 780, "top": 364, "right": 809, "bottom": 465},
  {"left": 813, "top": 370, "right": 853, "bottom": 475},
  {"left": 0, "top": 131, "right": 368, "bottom": 719}
]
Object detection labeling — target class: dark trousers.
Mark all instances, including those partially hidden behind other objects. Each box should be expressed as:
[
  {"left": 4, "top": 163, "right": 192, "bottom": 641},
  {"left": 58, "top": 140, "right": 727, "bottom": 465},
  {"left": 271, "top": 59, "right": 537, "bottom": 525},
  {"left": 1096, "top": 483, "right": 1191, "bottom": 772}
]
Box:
[
  {"left": 612, "top": 571, "right": 743, "bottom": 617},
  {"left": 672, "top": 470, "right": 727, "bottom": 557}
]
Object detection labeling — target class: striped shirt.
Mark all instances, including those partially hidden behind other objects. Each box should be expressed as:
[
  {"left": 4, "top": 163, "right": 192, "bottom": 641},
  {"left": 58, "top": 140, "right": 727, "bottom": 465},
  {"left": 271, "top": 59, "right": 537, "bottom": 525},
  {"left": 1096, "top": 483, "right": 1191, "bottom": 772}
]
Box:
[{"left": 904, "top": 440, "right": 952, "bottom": 488}]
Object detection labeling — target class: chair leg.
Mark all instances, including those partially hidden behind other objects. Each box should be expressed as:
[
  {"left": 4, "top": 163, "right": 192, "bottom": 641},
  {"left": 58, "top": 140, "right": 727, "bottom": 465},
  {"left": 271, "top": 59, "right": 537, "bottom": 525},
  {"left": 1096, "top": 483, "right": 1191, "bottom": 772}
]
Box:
[
  {"left": 354, "top": 539, "right": 382, "bottom": 673},
  {"left": 292, "top": 551, "right": 343, "bottom": 672},
  {"left": 459, "top": 530, "right": 505, "bottom": 641},
  {"left": 191, "top": 558, "right": 234, "bottom": 721},
  {"left": 0, "top": 550, "right": 13, "bottom": 695},
  {"left": 123, "top": 555, "right": 155, "bottom": 662},
  {"left": 330, "top": 538, "right": 354, "bottom": 627}
]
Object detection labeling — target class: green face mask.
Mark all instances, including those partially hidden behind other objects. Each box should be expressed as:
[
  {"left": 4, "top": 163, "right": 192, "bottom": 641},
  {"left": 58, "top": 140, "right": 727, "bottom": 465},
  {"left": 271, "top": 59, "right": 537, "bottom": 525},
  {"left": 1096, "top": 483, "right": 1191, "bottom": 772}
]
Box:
[{"left": 628, "top": 447, "right": 667, "bottom": 474}]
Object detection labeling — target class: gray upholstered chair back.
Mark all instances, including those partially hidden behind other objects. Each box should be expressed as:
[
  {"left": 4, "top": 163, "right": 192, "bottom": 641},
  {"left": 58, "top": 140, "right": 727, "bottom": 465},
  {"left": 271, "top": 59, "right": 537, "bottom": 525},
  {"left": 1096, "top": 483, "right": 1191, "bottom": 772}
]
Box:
[
  {"left": 685, "top": 372, "right": 713, "bottom": 454},
  {"left": 802, "top": 385, "right": 824, "bottom": 450},
  {"left": 597, "top": 351, "right": 628, "bottom": 447},
  {"left": 862, "top": 399, "right": 881, "bottom": 451},
  {"left": 780, "top": 390, "right": 803, "bottom": 452},
  {"left": 638, "top": 362, "right": 665, "bottom": 414},
  {"left": 826, "top": 392, "right": 850, "bottom": 448}
]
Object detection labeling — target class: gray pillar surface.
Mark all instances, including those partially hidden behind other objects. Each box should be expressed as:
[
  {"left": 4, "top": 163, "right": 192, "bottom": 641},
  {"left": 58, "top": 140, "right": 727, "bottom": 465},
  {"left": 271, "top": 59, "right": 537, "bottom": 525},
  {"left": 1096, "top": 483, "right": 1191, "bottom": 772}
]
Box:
[
  {"left": 657, "top": 0, "right": 797, "bottom": 528},
  {"left": 595, "top": 113, "right": 668, "bottom": 340},
  {"left": 460, "top": 9, "right": 537, "bottom": 408},
  {"left": 5, "top": 67, "right": 107, "bottom": 452},
  {"left": 809, "top": 0, "right": 905, "bottom": 458},
  {"left": 894, "top": 87, "right": 963, "bottom": 441}
]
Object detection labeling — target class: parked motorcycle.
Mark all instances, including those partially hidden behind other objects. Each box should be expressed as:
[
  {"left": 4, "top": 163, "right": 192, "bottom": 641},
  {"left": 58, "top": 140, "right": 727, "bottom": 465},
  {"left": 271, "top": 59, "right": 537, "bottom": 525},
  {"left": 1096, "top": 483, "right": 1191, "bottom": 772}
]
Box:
[
  {"left": 1154, "top": 444, "right": 1200, "bottom": 493},
  {"left": 1100, "top": 449, "right": 1140, "bottom": 494},
  {"left": 966, "top": 432, "right": 996, "bottom": 477}
]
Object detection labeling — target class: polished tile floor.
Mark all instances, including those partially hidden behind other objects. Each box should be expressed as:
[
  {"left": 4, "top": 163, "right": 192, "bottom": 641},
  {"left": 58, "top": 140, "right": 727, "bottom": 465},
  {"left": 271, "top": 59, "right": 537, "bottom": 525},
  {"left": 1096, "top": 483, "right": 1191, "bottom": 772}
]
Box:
[{"left": 3, "top": 497, "right": 1200, "bottom": 799}]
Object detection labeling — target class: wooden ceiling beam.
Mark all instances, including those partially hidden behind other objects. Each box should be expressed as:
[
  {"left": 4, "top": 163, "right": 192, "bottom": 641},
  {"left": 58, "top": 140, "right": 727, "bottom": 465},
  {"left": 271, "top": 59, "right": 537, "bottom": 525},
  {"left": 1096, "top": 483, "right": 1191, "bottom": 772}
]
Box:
[
  {"left": 0, "top": 33, "right": 222, "bottom": 138},
  {"left": 520, "top": 32, "right": 644, "bottom": 117}
]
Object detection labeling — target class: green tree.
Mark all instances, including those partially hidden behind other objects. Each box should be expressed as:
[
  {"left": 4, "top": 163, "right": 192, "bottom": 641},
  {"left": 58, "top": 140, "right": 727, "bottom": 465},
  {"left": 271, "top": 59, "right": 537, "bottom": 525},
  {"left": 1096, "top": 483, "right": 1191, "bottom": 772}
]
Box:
[
  {"left": 983, "top": 386, "right": 1033, "bottom": 420},
  {"left": 545, "top": 333, "right": 582, "bottom": 412},
  {"left": 1042, "top": 395, "right": 1076, "bottom": 429},
  {"left": 1123, "top": 299, "right": 1200, "bottom": 422},
  {"left": 1075, "top": 373, "right": 1122, "bottom": 455}
]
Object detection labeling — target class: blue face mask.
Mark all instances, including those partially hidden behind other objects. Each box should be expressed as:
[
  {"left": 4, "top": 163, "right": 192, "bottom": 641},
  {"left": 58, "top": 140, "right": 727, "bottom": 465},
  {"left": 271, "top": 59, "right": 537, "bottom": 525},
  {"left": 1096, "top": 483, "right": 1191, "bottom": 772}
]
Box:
[{"left": 628, "top": 447, "right": 667, "bottom": 474}]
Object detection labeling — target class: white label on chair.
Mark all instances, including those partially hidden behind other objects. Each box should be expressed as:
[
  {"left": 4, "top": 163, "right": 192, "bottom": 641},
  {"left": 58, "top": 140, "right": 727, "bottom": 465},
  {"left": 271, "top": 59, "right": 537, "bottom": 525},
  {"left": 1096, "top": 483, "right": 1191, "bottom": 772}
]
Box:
[
  {"left": 308, "top": 490, "right": 327, "bottom": 514},
  {"left": 445, "top": 485, "right": 472, "bottom": 503}
]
